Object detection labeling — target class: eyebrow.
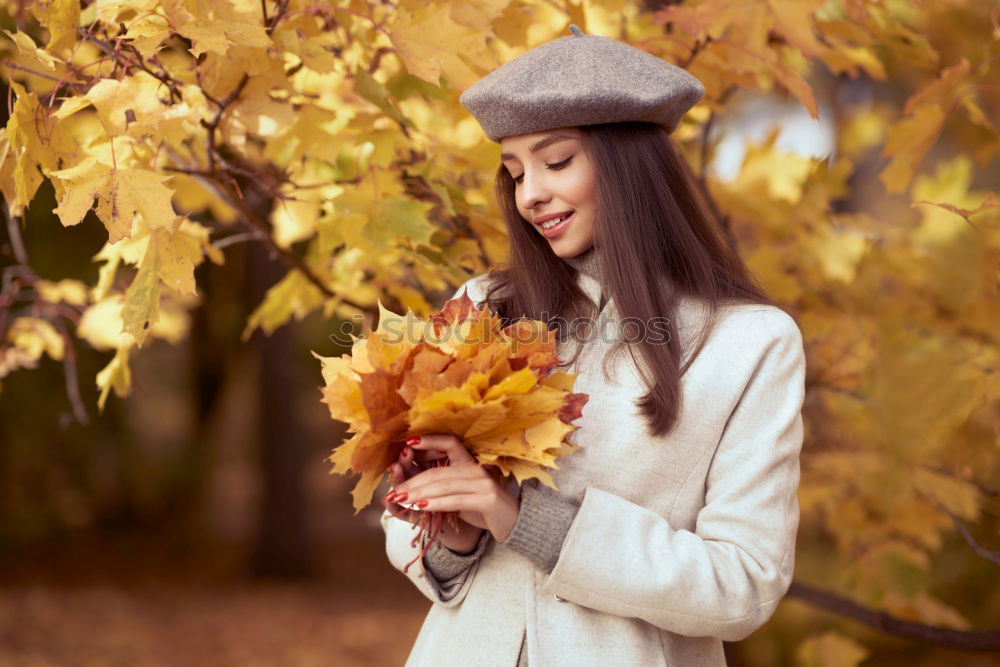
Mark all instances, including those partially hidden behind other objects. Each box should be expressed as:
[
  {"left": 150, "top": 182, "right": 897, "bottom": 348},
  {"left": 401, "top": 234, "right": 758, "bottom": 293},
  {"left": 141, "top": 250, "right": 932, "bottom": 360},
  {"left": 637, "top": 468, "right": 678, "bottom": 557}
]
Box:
[{"left": 500, "top": 134, "right": 576, "bottom": 161}]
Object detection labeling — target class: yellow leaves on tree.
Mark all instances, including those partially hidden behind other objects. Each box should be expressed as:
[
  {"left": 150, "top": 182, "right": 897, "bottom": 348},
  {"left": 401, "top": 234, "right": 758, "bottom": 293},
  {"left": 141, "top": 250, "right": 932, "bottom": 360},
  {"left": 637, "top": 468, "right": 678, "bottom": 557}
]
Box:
[
  {"left": 880, "top": 58, "right": 985, "bottom": 194},
  {"left": 27, "top": 0, "right": 80, "bottom": 53},
  {"left": 314, "top": 291, "right": 588, "bottom": 514},
  {"left": 2, "top": 82, "right": 76, "bottom": 214},
  {"left": 879, "top": 104, "right": 946, "bottom": 195},
  {"left": 387, "top": 0, "right": 502, "bottom": 89},
  {"left": 52, "top": 161, "right": 179, "bottom": 244},
  {"left": 652, "top": 0, "right": 822, "bottom": 119},
  {"left": 85, "top": 75, "right": 171, "bottom": 137},
  {"left": 913, "top": 192, "right": 999, "bottom": 226}
]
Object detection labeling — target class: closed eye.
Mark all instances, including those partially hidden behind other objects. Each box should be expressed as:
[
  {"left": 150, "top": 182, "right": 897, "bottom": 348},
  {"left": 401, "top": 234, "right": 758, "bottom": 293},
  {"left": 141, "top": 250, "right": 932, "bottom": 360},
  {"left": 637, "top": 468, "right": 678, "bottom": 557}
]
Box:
[{"left": 512, "top": 156, "right": 574, "bottom": 184}]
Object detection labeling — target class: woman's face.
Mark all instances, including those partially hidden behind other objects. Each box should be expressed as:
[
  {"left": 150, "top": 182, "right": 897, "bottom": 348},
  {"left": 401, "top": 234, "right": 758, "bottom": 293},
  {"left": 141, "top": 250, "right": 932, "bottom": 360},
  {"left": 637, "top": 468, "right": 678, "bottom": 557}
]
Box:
[{"left": 499, "top": 127, "right": 597, "bottom": 258}]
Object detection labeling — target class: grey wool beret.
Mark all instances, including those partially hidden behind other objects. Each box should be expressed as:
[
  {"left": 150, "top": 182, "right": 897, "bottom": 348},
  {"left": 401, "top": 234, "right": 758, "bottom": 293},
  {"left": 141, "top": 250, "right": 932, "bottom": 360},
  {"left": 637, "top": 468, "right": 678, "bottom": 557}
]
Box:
[{"left": 459, "top": 24, "right": 705, "bottom": 143}]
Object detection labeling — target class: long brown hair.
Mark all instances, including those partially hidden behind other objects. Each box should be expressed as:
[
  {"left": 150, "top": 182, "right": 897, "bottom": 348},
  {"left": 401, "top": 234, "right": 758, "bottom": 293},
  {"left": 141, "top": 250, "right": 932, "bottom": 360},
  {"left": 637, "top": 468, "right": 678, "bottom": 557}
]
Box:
[{"left": 478, "top": 121, "right": 774, "bottom": 437}]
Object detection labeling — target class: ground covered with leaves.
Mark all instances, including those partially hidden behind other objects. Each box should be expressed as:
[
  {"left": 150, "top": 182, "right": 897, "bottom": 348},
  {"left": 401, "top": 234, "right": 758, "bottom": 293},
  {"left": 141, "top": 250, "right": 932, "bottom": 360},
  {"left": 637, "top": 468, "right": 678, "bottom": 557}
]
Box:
[
  {"left": 0, "top": 536, "right": 428, "bottom": 666},
  {"left": 0, "top": 583, "right": 426, "bottom": 666}
]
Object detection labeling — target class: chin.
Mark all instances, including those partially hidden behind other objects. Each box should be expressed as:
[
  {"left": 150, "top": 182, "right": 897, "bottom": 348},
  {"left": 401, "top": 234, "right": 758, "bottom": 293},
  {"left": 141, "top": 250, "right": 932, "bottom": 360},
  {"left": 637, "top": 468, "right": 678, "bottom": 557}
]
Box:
[{"left": 550, "top": 240, "right": 593, "bottom": 258}]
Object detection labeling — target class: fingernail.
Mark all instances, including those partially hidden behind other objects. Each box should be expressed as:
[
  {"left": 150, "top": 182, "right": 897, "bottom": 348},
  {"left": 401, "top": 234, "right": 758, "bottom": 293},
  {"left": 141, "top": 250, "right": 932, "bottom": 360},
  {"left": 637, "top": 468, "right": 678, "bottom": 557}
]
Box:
[
  {"left": 385, "top": 490, "right": 397, "bottom": 502},
  {"left": 406, "top": 436, "right": 420, "bottom": 446},
  {"left": 395, "top": 492, "right": 408, "bottom": 503},
  {"left": 416, "top": 500, "right": 428, "bottom": 508},
  {"left": 402, "top": 445, "right": 411, "bottom": 457}
]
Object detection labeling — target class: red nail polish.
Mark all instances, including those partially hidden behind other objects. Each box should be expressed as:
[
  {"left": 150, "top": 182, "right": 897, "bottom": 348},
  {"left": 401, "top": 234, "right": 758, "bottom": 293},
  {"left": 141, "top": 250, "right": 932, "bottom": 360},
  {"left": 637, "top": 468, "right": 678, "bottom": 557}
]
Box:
[
  {"left": 416, "top": 500, "right": 428, "bottom": 508},
  {"left": 395, "top": 492, "right": 408, "bottom": 503},
  {"left": 402, "top": 445, "right": 411, "bottom": 457},
  {"left": 406, "top": 436, "right": 420, "bottom": 446}
]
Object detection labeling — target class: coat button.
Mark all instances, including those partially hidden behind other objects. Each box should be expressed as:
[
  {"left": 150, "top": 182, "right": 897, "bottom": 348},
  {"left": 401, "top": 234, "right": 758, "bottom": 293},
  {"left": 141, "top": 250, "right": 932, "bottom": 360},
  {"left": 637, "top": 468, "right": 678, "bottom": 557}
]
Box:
[{"left": 554, "top": 594, "right": 566, "bottom": 602}]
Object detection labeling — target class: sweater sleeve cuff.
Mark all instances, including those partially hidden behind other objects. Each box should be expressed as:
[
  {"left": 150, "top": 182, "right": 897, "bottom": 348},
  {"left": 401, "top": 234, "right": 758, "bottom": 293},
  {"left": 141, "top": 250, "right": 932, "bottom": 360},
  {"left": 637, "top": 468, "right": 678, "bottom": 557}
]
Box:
[
  {"left": 422, "top": 528, "right": 491, "bottom": 582},
  {"left": 500, "top": 481, "right": 581, "bottom": 574}
]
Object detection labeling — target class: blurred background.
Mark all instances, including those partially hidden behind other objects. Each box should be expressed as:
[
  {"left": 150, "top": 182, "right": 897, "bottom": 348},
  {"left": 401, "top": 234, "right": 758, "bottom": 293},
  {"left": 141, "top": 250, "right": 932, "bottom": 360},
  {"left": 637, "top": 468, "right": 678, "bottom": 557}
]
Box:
[{"left": 2, "top": 0, "right": 999, "bottom": 665}]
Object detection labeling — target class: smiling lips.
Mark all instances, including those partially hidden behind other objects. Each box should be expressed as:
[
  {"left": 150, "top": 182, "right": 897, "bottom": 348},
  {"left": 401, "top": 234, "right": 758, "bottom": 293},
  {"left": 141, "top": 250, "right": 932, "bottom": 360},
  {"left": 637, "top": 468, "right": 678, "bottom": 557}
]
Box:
[
  {"left": 534, "top": 210, "right": 574, "bottom": 226},
  {"left": 536, "top": 211, "right": 574, "bottom": 237},
  {"left": 533, "top": 211, "right": 573, "bottom": 229}
]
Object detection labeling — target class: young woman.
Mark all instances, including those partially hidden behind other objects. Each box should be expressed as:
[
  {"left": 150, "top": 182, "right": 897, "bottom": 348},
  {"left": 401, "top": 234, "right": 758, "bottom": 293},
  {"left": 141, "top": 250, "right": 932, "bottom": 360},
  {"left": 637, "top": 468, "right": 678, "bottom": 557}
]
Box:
[{"left": 380, "top": 25, "right": 807, "bottom": 667}]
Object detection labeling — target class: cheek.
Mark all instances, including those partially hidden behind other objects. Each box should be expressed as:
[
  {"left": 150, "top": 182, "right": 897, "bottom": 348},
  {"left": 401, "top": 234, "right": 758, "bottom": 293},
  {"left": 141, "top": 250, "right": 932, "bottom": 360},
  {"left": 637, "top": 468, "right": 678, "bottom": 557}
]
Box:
[{"left": 568, "top": 167, "right": 596, "bottom": 207}]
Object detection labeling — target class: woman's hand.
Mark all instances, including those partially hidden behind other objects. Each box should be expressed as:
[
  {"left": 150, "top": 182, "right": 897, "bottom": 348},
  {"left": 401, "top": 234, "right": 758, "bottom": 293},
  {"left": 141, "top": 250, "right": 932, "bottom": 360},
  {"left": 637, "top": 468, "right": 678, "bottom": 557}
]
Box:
[
  {"left": 384, "top": 434, "right": 519, "bottom": 550},
  {"left": 383, "top": 442, "right": 484, "bottom": 554}
]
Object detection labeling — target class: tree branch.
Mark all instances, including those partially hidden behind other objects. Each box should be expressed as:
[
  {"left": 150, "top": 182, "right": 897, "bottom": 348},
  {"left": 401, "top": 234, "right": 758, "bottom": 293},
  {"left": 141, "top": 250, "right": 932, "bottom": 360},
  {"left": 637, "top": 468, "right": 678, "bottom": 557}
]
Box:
[
  {"left": 201, "top": 73, "right": 250, "bottom": 174},
  {"left": 913, "top": 487, "right": 1000, "bottom": 566},
  {"left": 1, "top": 60, "right": 71, "bottom": 85},
  {"left": 4, "top": 204, "right": 30, "bottom": 267},
  {"left": 58, "top": 325, "right": 90, "bottom": 425},
  {"left": 787, "top": 581, "right": 1000, "bottom": 651},
  {"left": 80, "top": 31, "right": 183, "bottom": 104},
  {"left": 1, "top": 204, "right": 89, "bottom": 425},
  {"left": 211, "top": 231, "right": 266, "bottom": 250},
  {"left": 947, "top": 510, "right": 1000, "bottom": 566},
  {"left": 215, "top": 178, "right": 340, "bottom": 298},
  {"left": 266, "top": 0, "right": 291, "bottom": 35}
]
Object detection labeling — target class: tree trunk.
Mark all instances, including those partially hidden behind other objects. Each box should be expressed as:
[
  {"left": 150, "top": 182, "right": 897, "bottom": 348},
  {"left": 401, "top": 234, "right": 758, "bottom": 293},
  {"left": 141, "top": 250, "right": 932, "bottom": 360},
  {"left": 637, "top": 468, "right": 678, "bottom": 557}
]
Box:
[{"left": 246, "top": 239, "right": 314, "bottom": 578}]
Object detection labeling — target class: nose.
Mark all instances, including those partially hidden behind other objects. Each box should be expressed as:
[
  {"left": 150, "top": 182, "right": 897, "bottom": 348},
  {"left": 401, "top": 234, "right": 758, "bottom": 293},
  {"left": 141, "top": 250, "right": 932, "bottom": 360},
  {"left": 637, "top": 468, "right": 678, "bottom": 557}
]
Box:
[{"left": 517, "top": 167, "right": 551, "bottom": 213}]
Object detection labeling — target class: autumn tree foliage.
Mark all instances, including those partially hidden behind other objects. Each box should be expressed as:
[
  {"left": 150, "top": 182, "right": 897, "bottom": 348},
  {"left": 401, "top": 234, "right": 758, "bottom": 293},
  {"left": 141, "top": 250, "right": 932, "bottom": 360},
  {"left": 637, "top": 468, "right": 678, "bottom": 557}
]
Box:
[{"left": 1, "top": 0, "right": 998, "bottom": 662}]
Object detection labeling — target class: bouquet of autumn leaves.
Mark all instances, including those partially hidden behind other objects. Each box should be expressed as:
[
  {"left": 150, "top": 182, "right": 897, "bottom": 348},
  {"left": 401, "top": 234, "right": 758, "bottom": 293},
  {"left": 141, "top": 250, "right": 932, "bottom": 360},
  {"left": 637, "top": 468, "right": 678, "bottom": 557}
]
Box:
[{"left": 313, "top": 289, "right": 588, "bottom": 566}]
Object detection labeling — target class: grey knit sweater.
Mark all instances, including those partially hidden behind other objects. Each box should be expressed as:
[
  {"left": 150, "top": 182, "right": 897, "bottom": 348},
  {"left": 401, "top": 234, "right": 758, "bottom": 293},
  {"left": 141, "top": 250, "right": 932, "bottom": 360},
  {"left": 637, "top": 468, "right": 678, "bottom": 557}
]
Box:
[{"left": 422, "top": 247, "right": 605, "bottom": 666}]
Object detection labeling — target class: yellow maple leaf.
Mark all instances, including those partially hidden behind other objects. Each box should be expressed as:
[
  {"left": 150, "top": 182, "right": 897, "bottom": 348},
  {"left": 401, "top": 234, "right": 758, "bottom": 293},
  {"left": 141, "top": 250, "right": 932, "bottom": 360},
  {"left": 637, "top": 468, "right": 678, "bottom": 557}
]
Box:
[
  {"left": 157, "top": 225, "right": 203, "bottom": 296},
  {"left": 74, "top": 224, "right": 197, "bottom": 351},
  {"left": 1, "top": 28, "right": 63, "bottom": 73},
  {"left": 27, "top": 0, "right": 80, "bottom": 53},
  {"left": 388, "top": 2, "right": 498, "bottom": 89},
  {"left": 181, "top": 20, "right": 271, "bottom": 59},
  {"left": 122, "top": 8, "right": 174, "bottom": 60},
  {"left": 52, "top": 163, "right": 179, "bottom": 244},
  {"left": 95, "top": 0, "right": 160, "bottom": 25},
  {"left": 85, "top": 74, "right": 169, "bottom": 136},
  {"left": 5, "top": 82, "right": 73, "bottom": 211}
]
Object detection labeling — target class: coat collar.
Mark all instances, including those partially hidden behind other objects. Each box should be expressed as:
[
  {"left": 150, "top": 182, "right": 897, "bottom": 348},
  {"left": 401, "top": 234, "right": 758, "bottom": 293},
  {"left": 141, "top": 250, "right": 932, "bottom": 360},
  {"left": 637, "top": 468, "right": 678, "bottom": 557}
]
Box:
[
  {"left": 562, "top": 246, "right": 603, "bottom": 284},
  {"left": 562, "top": 247, "right": 609, "bottom": 314}
]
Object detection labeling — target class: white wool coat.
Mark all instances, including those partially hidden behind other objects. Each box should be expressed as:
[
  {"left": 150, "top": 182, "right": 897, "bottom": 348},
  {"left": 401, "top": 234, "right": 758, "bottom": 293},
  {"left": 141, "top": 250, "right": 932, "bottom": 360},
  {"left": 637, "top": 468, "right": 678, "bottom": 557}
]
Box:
[{"left": 381, "top": 269, "right": 807, "bottom": 666}]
